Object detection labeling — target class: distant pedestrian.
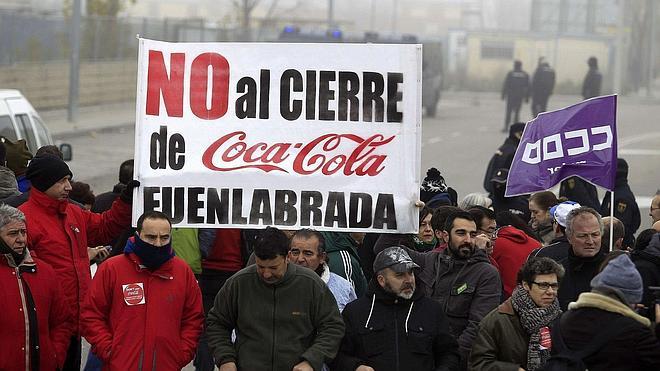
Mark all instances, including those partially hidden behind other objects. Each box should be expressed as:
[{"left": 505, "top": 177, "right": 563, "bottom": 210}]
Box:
[
  {"left": 531, "top": 57, "right": 555, "bottom": 117},
  {"left": 501, "top": 60, "right": 530, "bottom": 132},
  {"left": 582, "top": 56, "right": 602, "bottom": 99}
]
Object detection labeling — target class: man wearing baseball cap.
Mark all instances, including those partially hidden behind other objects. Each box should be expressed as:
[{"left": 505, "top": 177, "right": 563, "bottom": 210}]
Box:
[
  {"left": 333, "top": 246, "right": 460, "bottom": 371},
  {"left": 528, "top": 201, "right": 580, "bottom": 262}
]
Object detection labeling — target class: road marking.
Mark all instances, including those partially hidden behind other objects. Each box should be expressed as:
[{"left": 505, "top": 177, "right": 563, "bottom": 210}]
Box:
[
  {"left": 619, "top": 149, "right": 660, "bottom": 156},
  {"left": 428, "top": 136, "right": 442, "bottom": 144}
]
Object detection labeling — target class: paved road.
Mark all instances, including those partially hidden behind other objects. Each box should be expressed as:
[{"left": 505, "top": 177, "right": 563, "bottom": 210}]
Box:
[{"left": 63, "top": 91, "right": 660, "bottom": 232}]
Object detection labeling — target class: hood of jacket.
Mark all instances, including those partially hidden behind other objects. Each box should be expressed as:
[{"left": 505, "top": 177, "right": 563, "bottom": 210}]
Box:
[
  {"left": 497, "top": 225, "right": 533, "bottom": 245},
  {"left": 28, "top": 186, "right": 68, "bottom": 214},
  {"left": 634, "top": 233, "right": 660, "bottom": 266},
  {"left": 321, "top": 231, "right": 359, "bottom": 256},
  {"left": 569, "top": 291, "right": 650, "bottom": 327},
  {"left": 366, "top": 277, "right": 424, "bottom": 305},
  {"left": 0, "top": 165, "right": 20, "bottom": 199}
]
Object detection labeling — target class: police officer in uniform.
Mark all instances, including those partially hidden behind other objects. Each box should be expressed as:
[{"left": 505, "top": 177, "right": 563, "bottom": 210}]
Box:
[
  {"left": 559, "top": 177, "right": 601, "bottom": 211},
  {"left": 483, "top": 123, "right": 525, "bottom": 195},
  {"left": 601, "top": 158, "right": 640, "bottom": 249},
  {"left": 531, "top": 57, "right": 555, "bottom": 117},
  {"left": 501, "top": 60, "right": 530, "bottom": 132},
  {"left": 582, "top": 56, "right": 602, "bottom": 99}
]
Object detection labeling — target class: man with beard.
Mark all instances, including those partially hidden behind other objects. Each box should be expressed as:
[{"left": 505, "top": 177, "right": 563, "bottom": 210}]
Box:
[
  {"left": 333, "top": 247, "right": 460, "bottom": 371},
  {"left": 392, "top": 211, "right": 502, "bottom": 369},
  {"left": 288, "top": 229, "right": 357, "bottom": 311}
]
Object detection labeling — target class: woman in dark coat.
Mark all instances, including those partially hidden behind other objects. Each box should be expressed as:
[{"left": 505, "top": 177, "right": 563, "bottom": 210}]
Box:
[{"left": 469, "top": 257, "right": 564, "bottom": 371}]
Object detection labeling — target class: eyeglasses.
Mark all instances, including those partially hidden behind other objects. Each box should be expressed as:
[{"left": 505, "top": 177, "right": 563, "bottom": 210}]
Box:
[
  {"left": 532, "top": 281, "right": 559, "bottom": 291},
  {"left": 651, "top": 206, "right": 660, "bottom": 212}
]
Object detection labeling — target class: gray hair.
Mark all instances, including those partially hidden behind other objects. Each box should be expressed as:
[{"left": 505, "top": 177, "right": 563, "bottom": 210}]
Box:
[
  {"left": 0, "top": 204, "right": 25, "bottom": 229},
  {"left": 459, "top": 193, "right": 492, "bottom": 210},
  {"left": 565, "top": 206, "right": 603, "bottom": 238}
]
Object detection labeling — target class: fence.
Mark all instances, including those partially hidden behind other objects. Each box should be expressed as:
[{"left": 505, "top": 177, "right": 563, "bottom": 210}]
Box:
[{"left": 0, "top": 10, "right": 254, "bottom": 110}]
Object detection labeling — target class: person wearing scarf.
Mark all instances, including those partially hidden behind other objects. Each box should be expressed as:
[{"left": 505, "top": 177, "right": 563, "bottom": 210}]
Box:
[
  {"left": 80, "top": 211, "right": 204, "bottom": 370},
  {"left": 0, "top": 204, "right": 72, "bottom": 371},
  {"left": 469, "top": 257, "right": 564, "bottom": 371}
]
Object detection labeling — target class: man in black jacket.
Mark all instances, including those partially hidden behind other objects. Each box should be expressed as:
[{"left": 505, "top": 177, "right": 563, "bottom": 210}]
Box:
[
  {"left": 483, "top": 123, "right": 525, "bottom": 195},
  {"left": 582, "top": 56, "right": 602, "bottom": 99},
  {"left": 600, "top": 158, "right": 641, "bottom": 249},
  {"left": 333, "top": 246, "right": 460, "bottom": 371},
  {"left": 531, "top": 57, "right": 555, "bottom": 117},
  {"left": 501, "top": 60, "right": 530, "bottom": 132},
  {"left": 555, "top": 207, "right": 606, "bottom": 310},
  {"left": 632, "top": 232, "right": 660, "bottom": 321}
]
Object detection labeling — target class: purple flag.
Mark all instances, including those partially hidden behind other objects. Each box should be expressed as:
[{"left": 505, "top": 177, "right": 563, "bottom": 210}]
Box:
[{"left": 505, "top": 95, "right": 617, "bottom": 197}]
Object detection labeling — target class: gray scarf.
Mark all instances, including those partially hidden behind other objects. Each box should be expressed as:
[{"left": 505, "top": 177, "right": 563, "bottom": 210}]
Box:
[{"left": 510, "top": 285, "right": 562, "bottom": 371}]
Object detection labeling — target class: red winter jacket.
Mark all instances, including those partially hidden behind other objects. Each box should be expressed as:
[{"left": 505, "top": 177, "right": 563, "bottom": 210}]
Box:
[
  {"left": 0, "top": 252, "right": 74, "bottom": 371},
  {"left": 492, "top": 226, "right": 542, "bottom": 298},
  {"left": 80, "top": 252, "right": 204, "bottom": 370},
  {"left": 19, "top": 188, "right": 132, "bottom": 333}
]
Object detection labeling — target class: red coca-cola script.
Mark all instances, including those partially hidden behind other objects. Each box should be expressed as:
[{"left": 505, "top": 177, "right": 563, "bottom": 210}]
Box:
[{"left": 202, "top": 131, "right": 395, "bottom": 176}]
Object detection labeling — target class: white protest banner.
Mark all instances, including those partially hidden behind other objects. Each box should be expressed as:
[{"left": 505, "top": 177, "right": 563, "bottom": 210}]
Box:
[{"left": 133, "top": 38, "right": 422, "bottom": 233}]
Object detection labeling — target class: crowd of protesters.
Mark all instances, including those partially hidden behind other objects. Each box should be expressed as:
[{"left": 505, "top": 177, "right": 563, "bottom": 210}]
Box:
[{"left": 1, "top": 118, "right": 660, "bottom": 370}]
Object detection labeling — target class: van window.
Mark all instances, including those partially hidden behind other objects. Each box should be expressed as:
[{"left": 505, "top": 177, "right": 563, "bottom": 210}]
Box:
[
  {"left": 0, "top": 115, "right": 17, "bottom": 141},
  {"left": 32, "top": 114, "right": 51, "bottom": 148},
  {"left": 15, "top": 114, "right": 37, "bottom": 153}
]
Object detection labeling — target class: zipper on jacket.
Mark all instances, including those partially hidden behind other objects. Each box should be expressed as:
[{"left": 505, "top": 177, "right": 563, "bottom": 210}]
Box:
[
  {"left": 15, "top": 267, "right": 30, "bottom": 371},
  {"left": 271, "top": 287, "right": 276, "bottom": 371},
  {"left": 393, "top": 305, "right": 399, "bottom": 371}
]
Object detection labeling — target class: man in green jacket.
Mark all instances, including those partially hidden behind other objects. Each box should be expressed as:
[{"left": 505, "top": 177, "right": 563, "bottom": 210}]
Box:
[{"left": 206, "top": 227, "right": 345, "bottom": 371}]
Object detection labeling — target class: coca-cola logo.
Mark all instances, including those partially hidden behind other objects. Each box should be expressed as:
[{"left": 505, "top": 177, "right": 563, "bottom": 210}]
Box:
[{"left": 202, "top": 131, "right": 394, "bottom": 176}]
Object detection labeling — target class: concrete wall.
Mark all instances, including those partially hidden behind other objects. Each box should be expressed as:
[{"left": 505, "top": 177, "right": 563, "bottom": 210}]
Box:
[
  {"left": 0, "top": 60, "right": 136, "bottom": 110},
  {"left": 463, "top": 33, "right": 611, "bottom": 93}
]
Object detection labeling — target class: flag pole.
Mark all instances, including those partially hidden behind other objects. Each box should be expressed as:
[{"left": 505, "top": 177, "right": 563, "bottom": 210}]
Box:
[{"left": 609, "top": 190, "right": 615, "bottom": 251}]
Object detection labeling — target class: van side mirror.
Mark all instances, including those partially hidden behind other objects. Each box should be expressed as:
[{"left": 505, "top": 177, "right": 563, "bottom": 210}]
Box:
[{"left": 59, "top": 143, "right": 72, "bottom": 161}]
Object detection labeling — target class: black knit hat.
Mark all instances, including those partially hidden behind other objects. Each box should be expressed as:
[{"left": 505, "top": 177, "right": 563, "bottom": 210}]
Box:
[
  {"left": 420, "top": 168, "right": 448, "bottom": 203},
  {"left": 26, "top": 155, "right": 73, "bottom": 192}
]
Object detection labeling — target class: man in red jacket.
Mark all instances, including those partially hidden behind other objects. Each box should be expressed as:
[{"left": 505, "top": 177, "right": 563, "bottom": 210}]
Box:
[
  {"left": 81, "top": 211, "right": 204, "bottom": 370},
  {"left": 18, "top": 155, "right": 135, "bottom": 370},
  {"left": 0, "top": 204, "right": 73, "bottom": 371}
]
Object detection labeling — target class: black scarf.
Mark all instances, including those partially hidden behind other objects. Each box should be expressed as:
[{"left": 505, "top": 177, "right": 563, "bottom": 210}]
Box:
[
  {"left": 0, "top": 236, "right": 26, "bottom": 266},
  {"left": 128, "top": 234, "right": 175, "bottom": 270}
]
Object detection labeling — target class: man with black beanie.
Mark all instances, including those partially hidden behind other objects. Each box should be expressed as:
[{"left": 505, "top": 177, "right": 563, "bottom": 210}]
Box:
[{"left": 18, "top": 154, "right": 138, "bottom": 371}]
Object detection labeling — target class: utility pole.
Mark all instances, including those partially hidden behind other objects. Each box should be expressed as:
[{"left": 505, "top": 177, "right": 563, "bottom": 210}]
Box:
[
  {"left": 647, "top": 0, "right": 656, "bottom": 97},
  {"left": 67, "top": 0, "right": 81, "bottom": 123},
  {"left": 328, "top": 0, "right": 335, "bottom": 29},
  {"left": 391, "top": 0, "right": 398, "bottom": 33},
  {"left": 613, "top": 0, "right": 625, "bottom": 94}
]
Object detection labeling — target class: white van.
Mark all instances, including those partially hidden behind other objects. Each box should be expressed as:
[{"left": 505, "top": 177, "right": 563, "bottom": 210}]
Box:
[{"left": 0, "top": 89, "right": 70, "bottom": 159}]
